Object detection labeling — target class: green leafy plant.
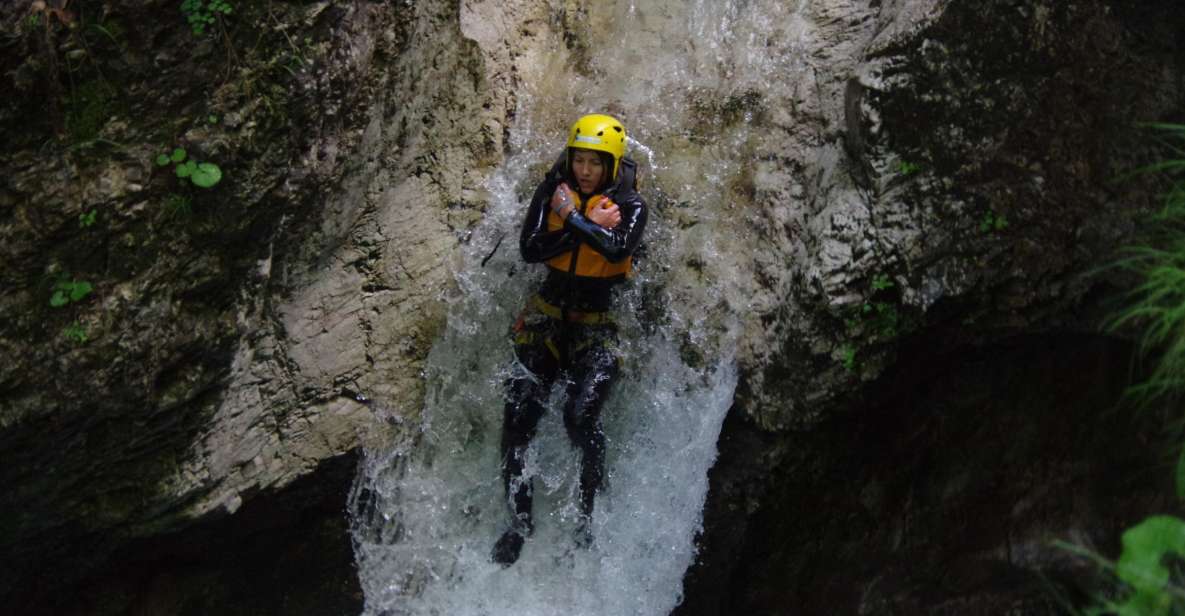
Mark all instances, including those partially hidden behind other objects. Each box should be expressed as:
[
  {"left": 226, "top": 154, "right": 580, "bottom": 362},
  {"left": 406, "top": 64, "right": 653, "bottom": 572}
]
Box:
[
  {"left": 1109, "top": 516, "right": 1185, "bottom": 615},
  {"left": 155, "top": 147, "right": 223, "bottom": 189},
  {"left": 1060, "top": 516, "right": 1185, "bottom": 616},
  {"left": 1104, "top": 128, "right": 1185, "bottom": 403},
  {"left": 50, "top": 278, "right": 93, "bottom": 308},
  {"left": 872, "top": 274, "right": 895, "bottom": 292},
  {"left": 839, "top": 303, "right": 900, "bottom": 367},
  {"left": 863, "top": 301, "right": 900, "bottom": 338},
  {"left": 176, "top": 159, "right": 223, "bottom": 188},
  {"left": 79, "top": 209, "right": 97, "bottom": 228},
  {"left": 839, "top": 273, "right": 905, "bottom": 370},
  {"left": 1066, "top": 123, "right": 1185, "bottom": 614},
  {"left": 63, "top": 321, "right": 89, "bottom": 344},
  {"left": 845, "top": 274, "right": 901, "bottom": 340},
  {"left": 981, "top": 211, "right": 1009, "bottom": 233},
  {"left": 1107, "top": 242, "right": 1185, "bottom": 402},
  {"left": 181, "top": 0, "right": 233, "bottom": 36},
  {"left": 839, "top": 344, "right": 857, "bottom": 371}
]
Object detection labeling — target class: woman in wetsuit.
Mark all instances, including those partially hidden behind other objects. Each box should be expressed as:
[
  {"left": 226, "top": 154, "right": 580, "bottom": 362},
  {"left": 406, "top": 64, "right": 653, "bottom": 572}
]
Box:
[{"left": 492, "top": 113, "right": 648, "bottom": 566}]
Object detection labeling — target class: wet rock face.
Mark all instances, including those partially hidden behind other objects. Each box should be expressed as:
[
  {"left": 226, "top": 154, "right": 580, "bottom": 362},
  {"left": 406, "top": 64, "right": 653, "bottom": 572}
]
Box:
[
  {"left": 682, "top": 1, "right": 1185, "bottom": 613},
  {"left": 0, "top": 0, "right": 503, "bottom": 605},
  {"left": 737, "top": 0, "right": 1185, "bottom": 430}
]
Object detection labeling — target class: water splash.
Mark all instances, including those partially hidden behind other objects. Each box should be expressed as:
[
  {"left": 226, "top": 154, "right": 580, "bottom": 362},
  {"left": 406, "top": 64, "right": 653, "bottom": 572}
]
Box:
[{"left": 346, "top": 1, "right": 807, "bottom": 614}]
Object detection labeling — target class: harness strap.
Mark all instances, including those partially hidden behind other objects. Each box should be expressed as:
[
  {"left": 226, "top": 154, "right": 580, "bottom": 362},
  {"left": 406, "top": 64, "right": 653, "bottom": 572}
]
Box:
[{"left": 531, "top": 295, "right": 613, "bottom": 325}]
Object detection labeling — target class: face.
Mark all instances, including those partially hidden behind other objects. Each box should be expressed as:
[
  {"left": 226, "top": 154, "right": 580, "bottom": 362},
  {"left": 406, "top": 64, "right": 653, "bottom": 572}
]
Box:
[{"left": 571, "top": 149, "right": 606, "bottom": 194}]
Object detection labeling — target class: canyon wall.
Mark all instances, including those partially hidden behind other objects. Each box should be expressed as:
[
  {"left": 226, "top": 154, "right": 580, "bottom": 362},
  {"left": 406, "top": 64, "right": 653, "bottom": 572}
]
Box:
[{"left": 1, "top": 0, "right": 1181, "bottom": 613}]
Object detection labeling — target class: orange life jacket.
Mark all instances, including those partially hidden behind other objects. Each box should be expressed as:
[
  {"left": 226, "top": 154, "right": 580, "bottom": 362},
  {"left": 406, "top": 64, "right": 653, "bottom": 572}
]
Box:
[{"left": 544, "top": 194, "right": 632, "bottom": 279}]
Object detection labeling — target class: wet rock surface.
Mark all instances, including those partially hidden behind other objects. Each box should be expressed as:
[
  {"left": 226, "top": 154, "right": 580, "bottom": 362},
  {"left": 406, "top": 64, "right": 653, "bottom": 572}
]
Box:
[
  {"left": 679, "top": 2, "right": 1185, "bottom": 613},
  {"left": 0, "top": 0, "right": 499, "bottom": 608},
  {"left": 736, "top": 0, "right": 1185, "bottom": 429}
]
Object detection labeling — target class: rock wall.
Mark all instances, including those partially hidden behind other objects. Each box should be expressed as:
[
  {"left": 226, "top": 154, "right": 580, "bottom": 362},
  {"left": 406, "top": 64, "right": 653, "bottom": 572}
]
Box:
[
  {"left": 681, "top": 335, "right": 1164, "bottom": 615},
  {"left": 1, "top": 0, "right": 1183, "bottom": 613},
  {"left": 0, "top": 0, "right": 508, "bottom": 605},
  {"left": 681, "top": 1, "right": 1185, "bottom": 613},
  {"left": 735, "top": 0, "right": 1182, "bottom": 429}
]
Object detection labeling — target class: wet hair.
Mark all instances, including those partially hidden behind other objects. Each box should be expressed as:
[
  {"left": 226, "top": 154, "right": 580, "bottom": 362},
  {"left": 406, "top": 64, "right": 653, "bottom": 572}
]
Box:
[{"left": 566, "top": 148, "right": 617, "bottom": 195}]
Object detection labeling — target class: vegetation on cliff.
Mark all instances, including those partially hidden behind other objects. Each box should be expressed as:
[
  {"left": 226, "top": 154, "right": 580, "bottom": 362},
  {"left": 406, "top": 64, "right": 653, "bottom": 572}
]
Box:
[{"left": 1079, "top": 124, "right": 1185, "bottom": 616}]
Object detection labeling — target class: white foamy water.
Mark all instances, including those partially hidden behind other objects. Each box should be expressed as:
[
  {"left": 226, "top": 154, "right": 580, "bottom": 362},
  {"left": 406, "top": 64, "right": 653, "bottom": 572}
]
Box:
[{"left": 350, "top": 1, "right": 811, "bottom": 614}]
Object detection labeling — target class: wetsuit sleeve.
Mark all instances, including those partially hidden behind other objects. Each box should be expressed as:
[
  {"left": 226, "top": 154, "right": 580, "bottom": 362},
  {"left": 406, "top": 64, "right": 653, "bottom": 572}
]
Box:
[
  {"left": 520, "top": 179, "right": 579, "bottom": 263},
  {"left": 562, "top": 194, "right": 647, "bottom": 263}
]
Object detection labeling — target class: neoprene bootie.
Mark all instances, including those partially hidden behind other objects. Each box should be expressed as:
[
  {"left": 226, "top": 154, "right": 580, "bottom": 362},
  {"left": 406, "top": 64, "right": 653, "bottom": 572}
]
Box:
[
  {"left": 573, "top": 518, "right": 593, "bottom": 550},
  {"left": 491, "top": 527, "right": 526, "bottom": 566}
]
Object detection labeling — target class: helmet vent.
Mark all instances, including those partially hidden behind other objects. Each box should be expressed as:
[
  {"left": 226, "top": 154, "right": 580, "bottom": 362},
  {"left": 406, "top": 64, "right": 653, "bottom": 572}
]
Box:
[
  {"left": 612, "top": 126, "right": 622, "bottom": 133},
  {"left": 597, "top": 130, "right": 604, "bottom": 136}
]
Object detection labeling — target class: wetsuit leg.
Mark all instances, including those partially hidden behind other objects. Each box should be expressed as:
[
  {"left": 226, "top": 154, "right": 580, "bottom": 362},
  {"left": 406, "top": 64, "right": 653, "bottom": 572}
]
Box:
[
  {"left": 500, "top": 338, "right": 559, "bottom": 532},
  {"left": 562, "top": 336, "right": 618, "bottom": 519}
]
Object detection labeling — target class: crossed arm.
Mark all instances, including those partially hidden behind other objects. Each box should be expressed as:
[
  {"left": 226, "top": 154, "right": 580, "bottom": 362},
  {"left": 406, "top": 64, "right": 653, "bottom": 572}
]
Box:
[{"left": 520, "top": 182, "right": 648, "bottom": 264}]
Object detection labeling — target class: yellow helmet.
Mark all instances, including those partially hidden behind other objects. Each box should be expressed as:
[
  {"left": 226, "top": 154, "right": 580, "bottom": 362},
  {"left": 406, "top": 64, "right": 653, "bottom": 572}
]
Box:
[{"left": 566, "top": 113, "right": 627, "bottom": 180}]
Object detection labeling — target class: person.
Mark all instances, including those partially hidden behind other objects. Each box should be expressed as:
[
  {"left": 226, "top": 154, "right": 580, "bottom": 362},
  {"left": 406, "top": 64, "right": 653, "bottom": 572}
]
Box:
[{"left": 491, "top": 113, "right": 648, "bottom": 566}]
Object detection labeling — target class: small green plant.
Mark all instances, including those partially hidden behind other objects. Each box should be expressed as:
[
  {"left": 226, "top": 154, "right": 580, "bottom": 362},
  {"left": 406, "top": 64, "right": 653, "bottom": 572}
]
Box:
[
  {"left": 1065, "top": 123, "right": 1185, "bottom": 615},
  {"left": 838, "top": 344, "right": 857, "bottom": 371},
  {"left": 63, "top": 322, "right": 89, "bottom": 344},
  {"left": 844, "top": 274, "right": 902, "bottom": 339},
  {"left": 898, "top": 161, "right": 922, "bottom": 176},
  {"left": 980, "top": 211, "right": 1009, "bottom": 233},
  {"left": 841, "top": 272, "right": 905, "bottom": 366},
  {"left": 155, "top": 147, "right": 184, "bottom": 167},
  {"left": 163, "top": 193, "right": 193, "bottom": 218},
  {"left": 871, "top": 274, "right": 895, "bottom": 292},
  {"left": 861, "top": 301, "right": 900, "bottom": 338},
  {"left": 1100, "top": 126, "right": 1185, "bottom": 408},
  {"left": 181, "top": 0, "right": 233, "bottom": 36},
  {"left": 1107, "top": 516, "right": 1185, "bottom": 615},
  {"left": 79, "top": 209, "right": 97, "bottom": 228},
  {"left": 156, "top": 147, "right": 223, "bottom": 188},
  {"left": 50, "top": 278, "right": 94, "bottom": 308},
  {"left": 1060, "top": 516, "right": 1185, "bottom": 616}
]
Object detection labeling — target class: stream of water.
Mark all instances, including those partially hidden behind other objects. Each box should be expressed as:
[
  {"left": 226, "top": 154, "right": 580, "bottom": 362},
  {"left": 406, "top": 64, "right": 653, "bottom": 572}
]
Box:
[{"left": 349, "top": 2, "right": 809, "bottom": 614}]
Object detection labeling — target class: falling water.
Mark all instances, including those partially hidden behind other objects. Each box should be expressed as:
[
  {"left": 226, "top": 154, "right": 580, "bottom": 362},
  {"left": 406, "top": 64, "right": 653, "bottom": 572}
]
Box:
[{"left": 351, "top": 1, "right": 812, "bottom": 614}]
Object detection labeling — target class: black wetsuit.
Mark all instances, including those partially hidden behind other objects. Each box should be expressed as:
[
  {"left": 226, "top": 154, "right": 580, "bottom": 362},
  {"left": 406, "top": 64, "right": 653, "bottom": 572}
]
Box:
[{"left": 496, "top": 154, "right": 647, "bottom": 560}]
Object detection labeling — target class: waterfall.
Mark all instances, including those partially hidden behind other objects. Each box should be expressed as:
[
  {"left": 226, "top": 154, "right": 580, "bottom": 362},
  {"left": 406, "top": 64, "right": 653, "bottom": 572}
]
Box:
[{"left": 349, "top": 1, "right": 805, "bottom": 613}]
